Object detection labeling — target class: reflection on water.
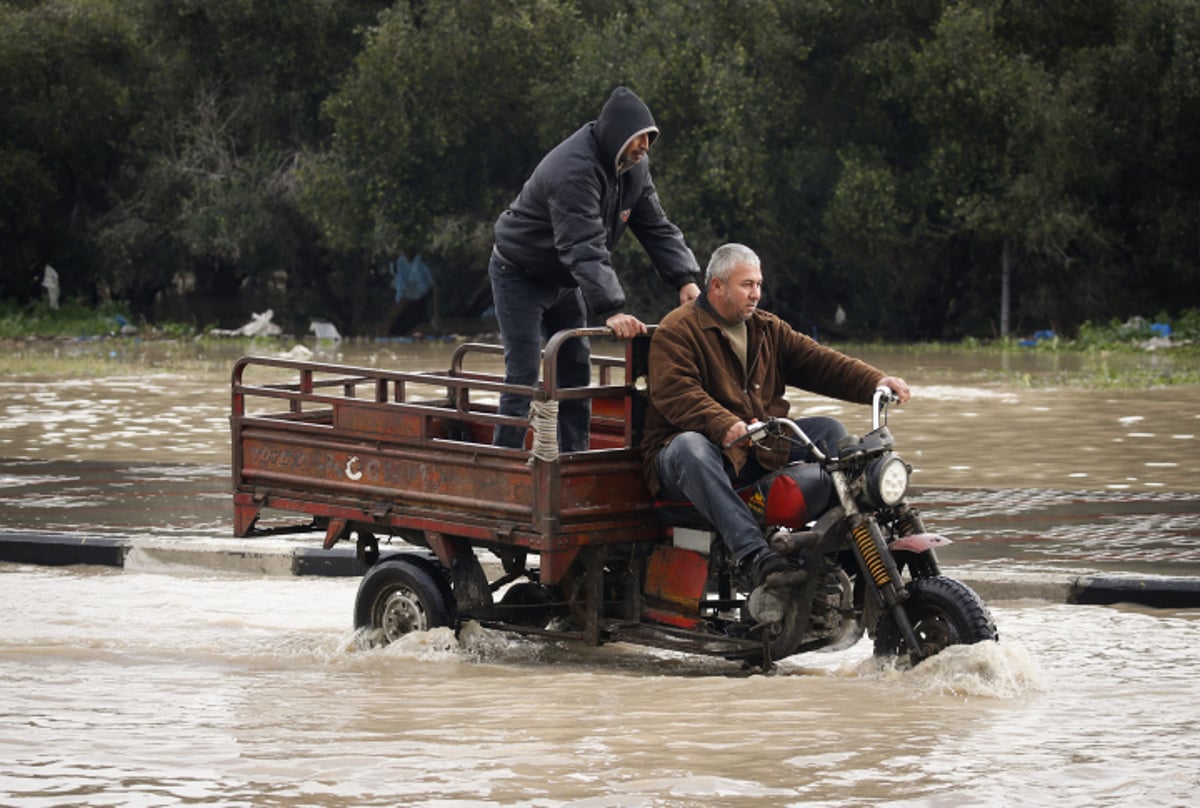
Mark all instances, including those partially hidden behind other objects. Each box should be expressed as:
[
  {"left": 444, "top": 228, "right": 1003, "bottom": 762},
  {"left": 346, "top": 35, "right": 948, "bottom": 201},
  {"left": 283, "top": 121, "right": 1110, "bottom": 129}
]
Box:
[
  {"left": 0, "top": 375, "right": 227, "bottom": 462},
  {"left": 2, "top": 565, "right": 1199, "bottom": 806},
  {"left": 0, "top": 459, "right": 230, "bottom": 537},
  {"left": 4, "top": 339, "right": 1197, "bottom": 492}
]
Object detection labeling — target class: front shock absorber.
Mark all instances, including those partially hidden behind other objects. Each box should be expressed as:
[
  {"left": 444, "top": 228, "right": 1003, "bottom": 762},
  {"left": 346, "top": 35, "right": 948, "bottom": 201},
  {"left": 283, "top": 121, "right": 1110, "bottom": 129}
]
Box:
[
  {"left": 849, "top": 514, "right": 906, "bottom": 608},
  {"left": 853, "top": 520, "right": 890, "bottom": 588}
]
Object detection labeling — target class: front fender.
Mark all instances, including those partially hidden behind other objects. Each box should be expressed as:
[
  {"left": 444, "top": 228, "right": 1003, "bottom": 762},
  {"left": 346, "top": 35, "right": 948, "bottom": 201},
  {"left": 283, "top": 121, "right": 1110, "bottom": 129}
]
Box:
[
  {"left": 888, "top": 532, "right": 951, "bottom": 580},
  {"left": 888, "top": 533, "right": 952, "bottom": 554}
]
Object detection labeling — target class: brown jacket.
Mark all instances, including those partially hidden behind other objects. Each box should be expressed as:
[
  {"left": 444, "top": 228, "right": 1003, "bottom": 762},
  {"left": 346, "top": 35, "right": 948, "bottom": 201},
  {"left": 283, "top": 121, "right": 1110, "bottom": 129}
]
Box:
[{"left": 641, "top": 293, "right": 885, "bottom": 494}]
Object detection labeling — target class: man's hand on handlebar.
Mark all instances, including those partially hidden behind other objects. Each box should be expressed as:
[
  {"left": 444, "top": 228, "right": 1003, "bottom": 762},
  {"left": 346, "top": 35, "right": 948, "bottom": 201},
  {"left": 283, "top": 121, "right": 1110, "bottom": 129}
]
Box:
[
  {"left": 722, "top": 419, "right": 764, "bottom": 449},
  {"left": 878, "top": 376, "right": 911, "bottom": 404},
  {"left": 605, "top": 313, "right": 648, "bottom": 339}
]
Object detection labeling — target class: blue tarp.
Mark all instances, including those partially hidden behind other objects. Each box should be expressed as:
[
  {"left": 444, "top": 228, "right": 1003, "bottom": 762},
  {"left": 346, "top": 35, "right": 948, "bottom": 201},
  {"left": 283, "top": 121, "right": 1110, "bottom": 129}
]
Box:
[
  {"left": 389, "top": 255, "right": 433, "bottom": 303},
  {"left": 1018, "top": 329, "right": 1056, "bottom": 347}
]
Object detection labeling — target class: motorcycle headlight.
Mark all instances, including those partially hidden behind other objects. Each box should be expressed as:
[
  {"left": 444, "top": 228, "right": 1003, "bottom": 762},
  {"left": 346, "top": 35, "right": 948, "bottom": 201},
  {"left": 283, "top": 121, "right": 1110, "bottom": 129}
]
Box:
[{"left": 865, "top": 455, "right": 909, "bottom": 508}]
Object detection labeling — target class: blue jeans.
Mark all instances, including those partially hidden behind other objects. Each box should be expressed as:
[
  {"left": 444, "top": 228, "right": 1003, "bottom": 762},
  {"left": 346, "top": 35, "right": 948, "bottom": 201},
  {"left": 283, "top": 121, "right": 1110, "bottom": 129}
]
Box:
[
  {"left": 488, "top": 253, "right": 592, "bottom": 451},
  {"left": 654, "top": 417, "right": 847, "bottom": 562}
]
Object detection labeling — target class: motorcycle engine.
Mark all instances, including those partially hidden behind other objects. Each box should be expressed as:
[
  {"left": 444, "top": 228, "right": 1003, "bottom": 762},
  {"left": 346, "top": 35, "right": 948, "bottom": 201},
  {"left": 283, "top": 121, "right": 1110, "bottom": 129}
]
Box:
[{"left": 807, "top": 567, "right": 858, "bottom": 647}]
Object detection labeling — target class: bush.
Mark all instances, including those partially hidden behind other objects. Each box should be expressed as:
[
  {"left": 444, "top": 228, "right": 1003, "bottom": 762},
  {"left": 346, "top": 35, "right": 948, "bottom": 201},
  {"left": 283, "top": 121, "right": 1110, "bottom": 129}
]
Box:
[
  {"left": 0, "top": 300, "right": 137, "bottom": 339},
  {"left": 1075, "top": 309, "right": 1200, "bottom": 349}
]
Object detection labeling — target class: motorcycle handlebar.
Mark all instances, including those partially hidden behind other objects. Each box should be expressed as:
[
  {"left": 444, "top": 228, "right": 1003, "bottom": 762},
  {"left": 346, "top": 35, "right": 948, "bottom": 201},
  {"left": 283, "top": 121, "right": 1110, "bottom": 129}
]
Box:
[
  {"left": 720, "top": 388, "right": 897, "bottom": 458},
  {"left": 873, "top": 385, "right": 898, "bottom": 431},
  {"left": 721, "top": 418, "right": 826, "bottom": 461}
]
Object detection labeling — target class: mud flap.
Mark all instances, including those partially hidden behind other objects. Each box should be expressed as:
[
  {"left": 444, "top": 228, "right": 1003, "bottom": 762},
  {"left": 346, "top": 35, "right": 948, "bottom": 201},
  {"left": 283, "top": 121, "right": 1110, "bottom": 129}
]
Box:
[{"left": 642, "top": 545, "right": 709, "bottom": 629}]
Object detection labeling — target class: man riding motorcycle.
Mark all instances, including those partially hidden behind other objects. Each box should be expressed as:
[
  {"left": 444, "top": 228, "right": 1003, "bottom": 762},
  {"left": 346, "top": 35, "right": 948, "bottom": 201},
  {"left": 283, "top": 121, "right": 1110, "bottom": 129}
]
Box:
[{"left": 640, "top": 243, "right": 912, "bottom": 590}]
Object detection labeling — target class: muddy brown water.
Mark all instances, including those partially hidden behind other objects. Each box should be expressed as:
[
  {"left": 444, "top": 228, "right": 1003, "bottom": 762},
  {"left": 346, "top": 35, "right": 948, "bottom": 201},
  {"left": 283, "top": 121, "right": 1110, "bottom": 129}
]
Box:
[{"left": 3, "top": 338, "right": 1200, "bottom": 806}]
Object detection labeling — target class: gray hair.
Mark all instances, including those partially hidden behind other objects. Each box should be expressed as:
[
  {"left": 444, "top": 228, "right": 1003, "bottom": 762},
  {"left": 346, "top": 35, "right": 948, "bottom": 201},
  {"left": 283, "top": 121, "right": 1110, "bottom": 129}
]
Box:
[{"left": 705, "top": 243, "right": 760, "bottom": 285}]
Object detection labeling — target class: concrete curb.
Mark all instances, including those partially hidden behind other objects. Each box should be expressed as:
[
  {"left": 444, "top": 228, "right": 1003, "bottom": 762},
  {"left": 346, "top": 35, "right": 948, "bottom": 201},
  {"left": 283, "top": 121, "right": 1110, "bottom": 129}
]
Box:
[
  {"left": 0, "top": 531, "right": 369, "bottom": 577},
  {"left": 1070, "top": 575, "right": 1200, "bottom": 609},
  {"left": 4, "top": 531, "right": 1200, "bottom": 609},
  {"left": 0, "top": 531, "right": 129, "bottom": 567}
]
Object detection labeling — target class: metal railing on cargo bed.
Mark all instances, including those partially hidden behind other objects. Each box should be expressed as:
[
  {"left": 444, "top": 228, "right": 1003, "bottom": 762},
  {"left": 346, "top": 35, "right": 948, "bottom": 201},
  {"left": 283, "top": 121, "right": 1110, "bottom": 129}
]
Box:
[{"left": 229, "top": 329, "right": 663, "bottom": 584}]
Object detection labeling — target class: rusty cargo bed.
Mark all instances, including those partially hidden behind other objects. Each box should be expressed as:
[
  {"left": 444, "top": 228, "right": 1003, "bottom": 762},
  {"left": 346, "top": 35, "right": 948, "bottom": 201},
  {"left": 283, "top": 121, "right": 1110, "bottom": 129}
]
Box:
[{"left": 230, "top": 328, "right": 667, "bottom": 586}]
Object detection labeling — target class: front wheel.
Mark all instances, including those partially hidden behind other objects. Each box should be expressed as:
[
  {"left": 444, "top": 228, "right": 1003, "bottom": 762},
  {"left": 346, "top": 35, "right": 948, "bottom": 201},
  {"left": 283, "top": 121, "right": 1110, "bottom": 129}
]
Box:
[
  {"left": 354, "top": 557, "right": 454, "bottom": 645},
  {"left": 873, "top": 576, "right": 997, "bottom": 662}
]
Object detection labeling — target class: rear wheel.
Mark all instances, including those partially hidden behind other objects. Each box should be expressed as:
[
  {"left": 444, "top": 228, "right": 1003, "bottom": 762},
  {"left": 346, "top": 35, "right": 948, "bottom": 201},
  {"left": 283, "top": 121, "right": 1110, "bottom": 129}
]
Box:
[
  {"left": 873, "top": 576, "right": 997, "bottom": 662},
  {"left": 355, "top": 557, "right": 454, "bottom": 645}
]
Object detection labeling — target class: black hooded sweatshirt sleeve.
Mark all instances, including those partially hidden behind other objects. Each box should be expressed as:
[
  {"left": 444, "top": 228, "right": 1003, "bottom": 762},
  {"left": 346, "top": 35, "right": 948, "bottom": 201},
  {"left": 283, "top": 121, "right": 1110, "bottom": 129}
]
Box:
[{"left": 493, "top": 87, "right": 700, "bottom": 321}]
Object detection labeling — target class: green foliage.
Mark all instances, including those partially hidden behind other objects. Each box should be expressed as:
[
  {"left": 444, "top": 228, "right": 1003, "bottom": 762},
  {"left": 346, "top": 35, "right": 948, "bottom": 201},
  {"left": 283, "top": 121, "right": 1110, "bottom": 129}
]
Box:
[
  {"left": 301, "top": 0, "right": 582, "bottom": 257},
  {"left": 3, "top": 0, "right": 1200, "bottom": 340},
  {"left": 0, "top": 0, "right": 146, "bottom": 301},
  {"left": 1075, "top": 309, "right": 1200, "bottom": 349},
  {"left": 0, "top": 300, "right": 134, "bottom": 339}
]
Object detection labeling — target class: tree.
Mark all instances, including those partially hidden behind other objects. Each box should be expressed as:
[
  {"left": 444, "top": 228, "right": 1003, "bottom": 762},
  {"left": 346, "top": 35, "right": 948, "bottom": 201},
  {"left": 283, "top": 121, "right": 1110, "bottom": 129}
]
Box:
[
  {"left": 1093, "top": 0, "right": 1200, "bottom": 316},
  {"left": 297, "top": 0, "right": 584, "bottom": 330},
  {"left": 545, "top": 0, "right": 825, "bottom": 326},
  {"left": 0, "top": 0, "right": 145, "bottom": 304},
  {"left": 93, "top": 0, "right": 391, "bottom": 328},
  {"left": 822, "top": 1, "right": 1110, "bottom": 337},
  {"left": 6, "top": 0, "right": 1200, "bottom": 337}
]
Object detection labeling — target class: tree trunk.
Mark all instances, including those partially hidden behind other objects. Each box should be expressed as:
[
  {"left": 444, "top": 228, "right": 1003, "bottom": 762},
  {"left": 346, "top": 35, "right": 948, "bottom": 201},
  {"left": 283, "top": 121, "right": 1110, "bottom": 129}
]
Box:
[{"left": 1000, "top": 237, "right": 1011, "bottom": 338}]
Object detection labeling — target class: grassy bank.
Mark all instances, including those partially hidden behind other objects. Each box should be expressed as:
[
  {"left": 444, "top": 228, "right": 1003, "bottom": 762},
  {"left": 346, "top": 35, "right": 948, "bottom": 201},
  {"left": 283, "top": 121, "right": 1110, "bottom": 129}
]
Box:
[
  {"left": 0, "top": 301, "right": 262, "bottom": 378},
  {"left": 0, "top": 300, "right": 202, "bottom": 341},
  {"left": 3, "top": 301, "right": 1199, "bottom": 387}
]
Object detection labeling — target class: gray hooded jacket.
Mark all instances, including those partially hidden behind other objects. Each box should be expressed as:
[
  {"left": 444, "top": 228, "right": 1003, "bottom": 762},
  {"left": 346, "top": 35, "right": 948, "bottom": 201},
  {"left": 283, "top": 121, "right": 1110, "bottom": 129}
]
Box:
[{"left": 493, "top": 87, "right": 700, "bottom": 320}]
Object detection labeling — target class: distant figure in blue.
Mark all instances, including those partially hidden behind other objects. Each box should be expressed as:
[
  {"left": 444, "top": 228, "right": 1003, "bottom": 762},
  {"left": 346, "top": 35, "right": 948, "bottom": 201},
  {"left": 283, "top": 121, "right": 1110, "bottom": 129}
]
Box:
[{"left": 488, "top": 86, "right": 701, "bottom": 451}]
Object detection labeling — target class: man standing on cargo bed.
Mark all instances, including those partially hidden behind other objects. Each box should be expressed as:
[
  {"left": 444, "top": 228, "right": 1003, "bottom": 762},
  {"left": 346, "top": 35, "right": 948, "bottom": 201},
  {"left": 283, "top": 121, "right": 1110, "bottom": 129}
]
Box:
[
  {"left": 489, "top": 86, "right": 701, "bottom": 452},
  {"left": 641, "top": 243, "right": 912, "bottom": 589}
]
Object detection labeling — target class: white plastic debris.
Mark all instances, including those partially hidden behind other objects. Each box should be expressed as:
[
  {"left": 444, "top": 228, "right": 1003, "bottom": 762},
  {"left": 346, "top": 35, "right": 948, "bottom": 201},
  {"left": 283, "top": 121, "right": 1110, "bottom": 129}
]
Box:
[
  {"left": 42, "top": 265, "right": 60, "bottom": 309},
  {"left": 210, "top": 309, "right": 282, "bottom": 338},
  {"left": 279, "top": 344, "right": 313, "bottom": 360},
  {"left": 309, "top": 320, "right": 341, "bottom": 341}
]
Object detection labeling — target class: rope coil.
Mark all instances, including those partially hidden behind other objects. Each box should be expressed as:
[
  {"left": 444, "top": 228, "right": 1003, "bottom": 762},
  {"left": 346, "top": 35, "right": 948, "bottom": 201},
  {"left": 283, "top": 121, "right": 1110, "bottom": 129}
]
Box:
[{"left": 528, "top": 399, "right": 559, "bottom": 464}]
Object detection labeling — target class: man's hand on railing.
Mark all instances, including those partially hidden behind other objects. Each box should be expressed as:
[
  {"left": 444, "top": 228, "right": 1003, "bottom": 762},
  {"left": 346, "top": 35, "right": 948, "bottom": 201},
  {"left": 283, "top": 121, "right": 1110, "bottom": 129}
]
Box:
[{"left": 604, "top": 312, "right": 648, "bottom": 339}]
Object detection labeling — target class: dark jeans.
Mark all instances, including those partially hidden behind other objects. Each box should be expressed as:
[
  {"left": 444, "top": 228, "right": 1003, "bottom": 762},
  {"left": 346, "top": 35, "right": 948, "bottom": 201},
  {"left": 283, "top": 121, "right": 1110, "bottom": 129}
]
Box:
[
  {"left": 488, "top": 253, "right": 592, "bottom": 451},
  {"left": 654, "top": 416, "right": 846, "bottom": 563}
]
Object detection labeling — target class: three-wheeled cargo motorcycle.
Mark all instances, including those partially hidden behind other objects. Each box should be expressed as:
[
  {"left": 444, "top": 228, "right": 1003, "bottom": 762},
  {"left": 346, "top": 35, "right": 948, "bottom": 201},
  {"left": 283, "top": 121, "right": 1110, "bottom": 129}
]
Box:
[{"left": 230, "top": 328, "right": 997, "bottom": 669}]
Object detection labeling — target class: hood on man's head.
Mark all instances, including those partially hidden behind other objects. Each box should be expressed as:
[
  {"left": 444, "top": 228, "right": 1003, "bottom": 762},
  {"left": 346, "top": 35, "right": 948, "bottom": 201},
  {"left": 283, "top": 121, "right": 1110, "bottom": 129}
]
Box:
[{"left": 593, "top": 86, "right": 659, "bottom": 173}]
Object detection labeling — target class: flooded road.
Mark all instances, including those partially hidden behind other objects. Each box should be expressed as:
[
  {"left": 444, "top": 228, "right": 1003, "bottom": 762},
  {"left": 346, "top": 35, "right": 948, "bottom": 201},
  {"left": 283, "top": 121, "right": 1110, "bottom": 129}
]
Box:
[
  {"left": 4, "top": 565, "right": 1199, "bottom": 806},
  {"left": 3, "top": 337, "right": 1200, "bottom": 805},
  {"left": 3, "top": 338, "right": 1197, "bottom": 574}
]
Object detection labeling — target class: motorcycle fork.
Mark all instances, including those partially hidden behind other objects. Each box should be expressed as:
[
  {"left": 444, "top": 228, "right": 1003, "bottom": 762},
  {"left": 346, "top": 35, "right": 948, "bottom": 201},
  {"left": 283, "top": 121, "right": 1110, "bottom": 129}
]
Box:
[
  {"left": 847, "top": 513, "right": 926, "bottom": 661},
  {"left": 896, "top": 504, "right": 926, "bottom": 536},
  {"left": 892, "top": 503, "right": 942, "bottom": 578}
]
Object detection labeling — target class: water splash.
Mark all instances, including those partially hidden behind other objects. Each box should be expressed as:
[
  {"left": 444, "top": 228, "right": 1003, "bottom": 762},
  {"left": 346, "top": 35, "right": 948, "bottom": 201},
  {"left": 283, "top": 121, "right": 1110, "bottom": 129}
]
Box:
[
  {"left": 800, "top": 639, "right": 1046, "bottom": 699},
  {"left": 874, "top": 640, "right": 1046, "bottom": 699}
]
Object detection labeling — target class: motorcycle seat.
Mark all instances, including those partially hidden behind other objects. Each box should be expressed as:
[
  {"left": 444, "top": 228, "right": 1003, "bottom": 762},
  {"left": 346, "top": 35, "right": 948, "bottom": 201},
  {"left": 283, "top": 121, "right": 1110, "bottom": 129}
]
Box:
[{"left": 652, "top": 500, "right": 717, "bottom": 531}]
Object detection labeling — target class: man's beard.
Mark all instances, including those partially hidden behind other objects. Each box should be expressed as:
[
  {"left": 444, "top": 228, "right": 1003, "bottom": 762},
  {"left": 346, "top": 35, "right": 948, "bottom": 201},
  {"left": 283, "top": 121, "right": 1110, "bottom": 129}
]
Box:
[{"left": 617, "top": 152, "right": 645, "bottom": 173}]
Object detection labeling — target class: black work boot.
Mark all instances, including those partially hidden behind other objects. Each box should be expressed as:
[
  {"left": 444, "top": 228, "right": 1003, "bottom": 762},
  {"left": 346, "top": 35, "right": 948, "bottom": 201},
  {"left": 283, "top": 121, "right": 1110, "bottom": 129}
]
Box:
[
  {"left": 746, "top": 547, "right": 806, "bottom": 589},
  {"left": 744, "top": 547, "right": 807, "bottom": 624}
]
